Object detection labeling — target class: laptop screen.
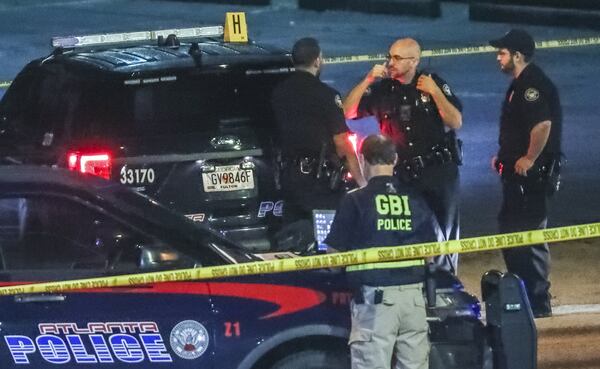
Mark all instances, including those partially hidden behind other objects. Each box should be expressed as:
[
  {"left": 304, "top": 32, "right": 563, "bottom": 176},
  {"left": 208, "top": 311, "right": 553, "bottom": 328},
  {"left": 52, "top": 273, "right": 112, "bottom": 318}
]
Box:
[{"left": 312, "top": 209, "right": 337, "bottom": 247}]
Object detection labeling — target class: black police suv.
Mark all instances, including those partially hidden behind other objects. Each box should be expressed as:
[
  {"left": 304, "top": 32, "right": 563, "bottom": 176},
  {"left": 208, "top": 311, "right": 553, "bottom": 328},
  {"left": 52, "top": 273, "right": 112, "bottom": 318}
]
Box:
[
  {"left": 0, "top": 25, "right": 293, "bottom": 251},
  {"left": 0, "top": 166, "right": 536, "bottom": 369}
]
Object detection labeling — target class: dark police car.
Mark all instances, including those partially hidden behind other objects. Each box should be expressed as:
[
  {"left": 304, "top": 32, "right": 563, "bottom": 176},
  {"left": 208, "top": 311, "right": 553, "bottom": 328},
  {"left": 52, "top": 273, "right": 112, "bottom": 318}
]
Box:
[
  {"left": 0, "top": 166, "right": 536, "bottom": 369},
  {"left": 0, "top": 24, "right": 293, "bottom": 251}
]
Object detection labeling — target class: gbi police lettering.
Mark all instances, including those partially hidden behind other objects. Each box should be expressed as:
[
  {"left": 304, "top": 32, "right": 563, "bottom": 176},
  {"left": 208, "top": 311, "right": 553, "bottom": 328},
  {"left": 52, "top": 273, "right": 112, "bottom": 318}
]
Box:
[{"left": 375, "top": 194, "right": 413, "bottom": 231}]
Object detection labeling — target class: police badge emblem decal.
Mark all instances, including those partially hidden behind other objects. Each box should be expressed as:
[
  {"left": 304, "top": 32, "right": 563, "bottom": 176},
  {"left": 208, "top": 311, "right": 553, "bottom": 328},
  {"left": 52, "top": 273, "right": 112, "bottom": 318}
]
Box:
[
  {"left": 170, "top": 320, "right": 209, "bottom": 360},
  {"left": 442, "top": 84, "right": 452, "bottom": 96},
  {"left": 524, "top": 88, "right": 540, "bottom": 102},
  {"left": 334, "top": 94, "right": 343, "bottom": 109}
]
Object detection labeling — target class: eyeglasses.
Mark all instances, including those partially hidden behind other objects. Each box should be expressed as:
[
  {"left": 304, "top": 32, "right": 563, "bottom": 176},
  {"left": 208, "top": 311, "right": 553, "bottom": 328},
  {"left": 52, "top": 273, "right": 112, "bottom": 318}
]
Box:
[{"left": 386, "top": 54, "right": 416, "bottom": 62}]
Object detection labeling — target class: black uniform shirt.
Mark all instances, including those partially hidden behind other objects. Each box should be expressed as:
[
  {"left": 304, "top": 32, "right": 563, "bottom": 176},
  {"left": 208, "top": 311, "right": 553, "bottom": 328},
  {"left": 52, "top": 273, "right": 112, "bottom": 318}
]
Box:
[
  {"left": 498, "top": 63, "right": 562, "bottom": 163},
  {"left": 271, "top": 71, "right": 348, "bottom": 158},
  {"left": 356, "top": 73, "right": 462, "bottom": 161},
  {"left": 324, "top": 175, "right": 444, "bottom": 287}
]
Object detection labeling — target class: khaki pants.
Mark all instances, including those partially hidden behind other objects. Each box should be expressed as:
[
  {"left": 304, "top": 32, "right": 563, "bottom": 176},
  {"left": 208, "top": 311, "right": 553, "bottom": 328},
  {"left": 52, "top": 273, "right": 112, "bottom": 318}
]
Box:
[{"left": 349, "top": 284, "right": 429, "bottom": 369}]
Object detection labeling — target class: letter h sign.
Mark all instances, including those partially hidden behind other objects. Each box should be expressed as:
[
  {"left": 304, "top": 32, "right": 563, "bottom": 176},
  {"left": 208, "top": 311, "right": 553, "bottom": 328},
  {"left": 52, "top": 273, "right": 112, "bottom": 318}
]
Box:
[{"left": 224, "top": 12, "right": 248, "bottom": 43}]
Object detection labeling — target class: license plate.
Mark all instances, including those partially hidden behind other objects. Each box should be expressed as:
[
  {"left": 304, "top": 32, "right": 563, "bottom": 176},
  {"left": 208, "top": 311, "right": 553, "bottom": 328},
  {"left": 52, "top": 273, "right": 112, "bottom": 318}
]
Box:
[{"left": 202, "top": 165, "right": 254, "bottom": 192}]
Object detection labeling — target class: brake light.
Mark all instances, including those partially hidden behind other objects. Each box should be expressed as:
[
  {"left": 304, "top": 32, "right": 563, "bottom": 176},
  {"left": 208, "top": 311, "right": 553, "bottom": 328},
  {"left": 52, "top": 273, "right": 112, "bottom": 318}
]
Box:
[
  {"left": 67, "top": 151, "right": 112, "bottom": 180},
  {"left": 348, "top": 132, "right": 358, "bottom": 154}
]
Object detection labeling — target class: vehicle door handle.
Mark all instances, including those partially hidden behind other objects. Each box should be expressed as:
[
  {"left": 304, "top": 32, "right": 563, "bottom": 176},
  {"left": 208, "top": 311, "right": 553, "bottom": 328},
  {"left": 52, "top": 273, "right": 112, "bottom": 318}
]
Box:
[{"left": 14, "top": 294, "right": 67, "bottom": 303}]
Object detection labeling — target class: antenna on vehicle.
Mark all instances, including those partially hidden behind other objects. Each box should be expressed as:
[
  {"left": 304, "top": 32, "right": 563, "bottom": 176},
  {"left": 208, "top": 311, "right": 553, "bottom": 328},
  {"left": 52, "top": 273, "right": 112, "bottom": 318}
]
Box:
[{"left": 188, "top": 42, "right": 202, "bottom": 64}]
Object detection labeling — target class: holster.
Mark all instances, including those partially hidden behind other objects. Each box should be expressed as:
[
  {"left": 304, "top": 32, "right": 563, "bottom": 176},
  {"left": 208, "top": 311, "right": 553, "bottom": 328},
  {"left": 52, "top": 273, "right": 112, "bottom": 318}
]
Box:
[
  {"left": 495, "top": 155, "right": 563, "bottom": 196},
  {"left": 352, "top": 287, "right": 383, "bottom": 305},
  {"left": 445, "top": 131, "right": 463, "bottom": 166}
]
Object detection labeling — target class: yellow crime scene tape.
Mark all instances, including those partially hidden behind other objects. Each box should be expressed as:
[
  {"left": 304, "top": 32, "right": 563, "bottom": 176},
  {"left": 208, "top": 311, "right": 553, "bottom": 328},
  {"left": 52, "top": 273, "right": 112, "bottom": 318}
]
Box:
[
  {"left": 324, "top": 35, "right": 600, "bottom": 64},
  {"left": 0, "top": 222, "right": 598, "bottom": 296},
  {"left": 0, "top": 36, "right": 598, "bottom": 89}
]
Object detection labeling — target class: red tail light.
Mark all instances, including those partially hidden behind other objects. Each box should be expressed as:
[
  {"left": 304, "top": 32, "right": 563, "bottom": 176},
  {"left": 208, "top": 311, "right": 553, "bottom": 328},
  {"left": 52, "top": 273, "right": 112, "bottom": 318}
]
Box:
[
  {"left": 67, "top": 151, "right": 112, "bottom": 180},
  {"left": 348, "top": 132, "right": 358, "bottom": 154}
]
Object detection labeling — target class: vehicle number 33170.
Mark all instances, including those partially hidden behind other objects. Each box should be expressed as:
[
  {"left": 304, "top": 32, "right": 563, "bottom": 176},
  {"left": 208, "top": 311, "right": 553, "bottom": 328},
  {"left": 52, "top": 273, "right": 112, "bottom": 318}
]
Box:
[{"left": 120, "top": 167, "right": 156, "bottom": 185}]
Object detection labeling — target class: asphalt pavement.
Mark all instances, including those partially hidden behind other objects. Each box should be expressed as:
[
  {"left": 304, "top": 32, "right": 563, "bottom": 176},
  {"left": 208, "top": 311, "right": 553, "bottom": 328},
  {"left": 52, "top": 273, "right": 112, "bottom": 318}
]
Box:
[{"left": 1, "top": 0, "right": 599, "bottom": 237}]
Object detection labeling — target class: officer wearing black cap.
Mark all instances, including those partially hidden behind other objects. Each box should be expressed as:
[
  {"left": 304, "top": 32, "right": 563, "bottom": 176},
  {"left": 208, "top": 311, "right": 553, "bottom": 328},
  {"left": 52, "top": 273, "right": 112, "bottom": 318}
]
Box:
[
  {"left": 489, "top": 29, "right": 563, "bottom": 318},
  {"left": 324, "top": 134, "right": 443, "bottom": 369},
  {"left": 271, "top": 37, "right": 366, "bottom": 231},
  {"left": 344, "top": 38, "right": 462, "bottom": 273}
]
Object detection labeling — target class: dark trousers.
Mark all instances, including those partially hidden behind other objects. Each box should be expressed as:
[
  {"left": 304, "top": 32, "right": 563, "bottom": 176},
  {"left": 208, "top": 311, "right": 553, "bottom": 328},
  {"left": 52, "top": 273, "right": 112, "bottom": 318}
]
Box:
[
  {"left": 281, "top": 166, "right": 342, "bottom": 225},
  {"left": 402, "top": 162, "right": 460, "bottom": 273},
  {"left": 498, "top": 180, "right": 552, "bottom": 315}
]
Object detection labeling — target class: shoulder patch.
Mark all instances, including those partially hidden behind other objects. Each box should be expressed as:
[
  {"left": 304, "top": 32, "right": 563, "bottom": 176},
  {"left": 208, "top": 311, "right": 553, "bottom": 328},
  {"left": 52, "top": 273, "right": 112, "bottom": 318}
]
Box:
[
  {"left": 442, "top": 84, "right": 452, "bottom": 96},
  {"left": 334, "top": 94, "right": 343, "bottom": 109},
  {"left": 524, "top": 88, "right": 540, "bottom": 102}
]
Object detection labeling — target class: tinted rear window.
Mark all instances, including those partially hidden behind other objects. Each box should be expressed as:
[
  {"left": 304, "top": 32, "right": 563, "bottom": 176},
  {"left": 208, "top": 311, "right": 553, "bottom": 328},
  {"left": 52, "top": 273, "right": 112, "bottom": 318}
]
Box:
[{"left": 71, "top": 70, "right": 289, "bottom": 139}]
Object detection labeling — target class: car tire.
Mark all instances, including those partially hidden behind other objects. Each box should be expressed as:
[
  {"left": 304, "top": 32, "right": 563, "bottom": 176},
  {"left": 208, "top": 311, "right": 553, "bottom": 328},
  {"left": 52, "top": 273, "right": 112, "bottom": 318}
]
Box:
[{"left": 270, "top": 349, "right": 349, "bottom": 369}]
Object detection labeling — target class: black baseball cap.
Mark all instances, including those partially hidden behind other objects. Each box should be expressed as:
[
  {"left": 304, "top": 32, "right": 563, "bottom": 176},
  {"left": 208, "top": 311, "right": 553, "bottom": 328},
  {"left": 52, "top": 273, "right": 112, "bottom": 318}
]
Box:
[{"left": 489, "top": 29, "right": 535, "bottom": 56}]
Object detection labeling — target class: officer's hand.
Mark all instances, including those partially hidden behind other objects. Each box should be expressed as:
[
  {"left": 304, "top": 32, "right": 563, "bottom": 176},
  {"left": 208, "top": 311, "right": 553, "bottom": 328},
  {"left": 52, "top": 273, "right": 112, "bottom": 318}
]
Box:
[
  {"left": 416, "top": 74, "right": 440, "bottom": 96},
  {"left": 366, "top": 64, "right": 387, "bottom": 83},
  {"left": 514, "top": 156, "right": 535, "bottom": 177}
]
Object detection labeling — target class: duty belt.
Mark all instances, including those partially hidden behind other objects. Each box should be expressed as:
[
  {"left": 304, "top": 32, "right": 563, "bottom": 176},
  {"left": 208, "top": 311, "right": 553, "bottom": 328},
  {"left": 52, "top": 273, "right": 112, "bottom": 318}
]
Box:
[
  {"left": 495, "top": 156, "right": 562, "bottom": 195},
  {"left": 396, "top": 143, "right": 457, "bottom": 180},
  {"left": 286, "top": 156, "right": 322, "bottom": 175}
]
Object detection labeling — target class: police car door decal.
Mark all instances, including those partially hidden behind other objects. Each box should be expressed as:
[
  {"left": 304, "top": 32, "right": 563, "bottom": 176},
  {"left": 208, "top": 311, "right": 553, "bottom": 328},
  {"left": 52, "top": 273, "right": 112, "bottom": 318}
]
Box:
[{"left": 3, "top": 320, "right": 212, "bottom": 365}]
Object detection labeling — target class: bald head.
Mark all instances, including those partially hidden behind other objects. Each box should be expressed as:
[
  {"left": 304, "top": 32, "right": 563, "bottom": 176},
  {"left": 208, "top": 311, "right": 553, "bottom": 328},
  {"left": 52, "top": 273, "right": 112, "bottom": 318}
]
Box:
[
  {"left": 390, "top": 38, "right": 421, "bottom": 60},
  {"left": 386, "top": 38, "right": 421, "bottom": 83}
]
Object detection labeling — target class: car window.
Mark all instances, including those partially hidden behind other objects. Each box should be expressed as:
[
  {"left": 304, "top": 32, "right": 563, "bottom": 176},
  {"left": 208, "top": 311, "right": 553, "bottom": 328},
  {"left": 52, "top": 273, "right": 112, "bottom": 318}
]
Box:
[
  {"left": 0, "top": 69, "right": 43, "bottom": 143},
  {"left": 71, "top": 71, "right": 284, "bottom": 140},
  {"left": 0, "top": 64, "right": 80, "bottom": 147},
  {"left": 0, "top": 195, "right": 193, "bottom": 273},
  {"left": 105, "top": 188, "right": 256, "bottom": 265}
]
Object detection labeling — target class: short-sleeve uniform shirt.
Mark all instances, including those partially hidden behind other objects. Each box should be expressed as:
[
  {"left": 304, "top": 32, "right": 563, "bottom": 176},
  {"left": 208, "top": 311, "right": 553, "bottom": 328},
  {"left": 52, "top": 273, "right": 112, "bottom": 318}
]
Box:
[
  {"left": 324, "top": 175, "right": 444, "bottom": 287},
  {"left": 271, "top": 71, "right": 348, "bottom": 158},
  {"left": 356, "top": 73, "right": 462, "bottom": 161},
  {"left": 498, "top": 63, "right": 562, "bottom": 163}
]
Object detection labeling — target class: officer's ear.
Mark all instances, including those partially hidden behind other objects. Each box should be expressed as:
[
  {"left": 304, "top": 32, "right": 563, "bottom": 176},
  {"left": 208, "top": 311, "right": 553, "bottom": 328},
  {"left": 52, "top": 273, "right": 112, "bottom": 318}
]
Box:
[
  {"left": 314, "top": 54, "right": 323, "bottom": 69},
  {"left": 514, "top": 51, "right": 522, "bottom": 61}
]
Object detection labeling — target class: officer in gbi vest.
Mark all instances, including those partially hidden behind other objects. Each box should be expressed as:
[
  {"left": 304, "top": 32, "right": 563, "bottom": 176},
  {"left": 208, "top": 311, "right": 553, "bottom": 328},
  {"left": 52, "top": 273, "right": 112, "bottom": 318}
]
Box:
[{"left": 324, "top": 134, "right": 444, "bottom": 369}]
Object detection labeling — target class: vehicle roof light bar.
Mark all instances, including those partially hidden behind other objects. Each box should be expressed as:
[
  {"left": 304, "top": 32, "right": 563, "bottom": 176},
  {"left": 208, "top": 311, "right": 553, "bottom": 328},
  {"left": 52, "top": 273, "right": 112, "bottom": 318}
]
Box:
[{"left": 51, "top": 25, "right": 224, "bottom": 49}]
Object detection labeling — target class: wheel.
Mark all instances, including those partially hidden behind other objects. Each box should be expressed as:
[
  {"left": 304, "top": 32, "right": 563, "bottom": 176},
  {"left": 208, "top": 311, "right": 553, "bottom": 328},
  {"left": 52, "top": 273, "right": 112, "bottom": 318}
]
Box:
[{"left": 270, "top": 349, "right": 349, "bottom": 369}]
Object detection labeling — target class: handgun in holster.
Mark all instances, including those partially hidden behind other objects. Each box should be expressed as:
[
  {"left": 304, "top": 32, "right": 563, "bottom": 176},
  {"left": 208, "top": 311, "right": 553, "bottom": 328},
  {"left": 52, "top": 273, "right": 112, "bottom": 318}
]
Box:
[
  {"left": 329, "top": 161, "right": 345, "bottom": 191},
  {"left": 445, "top": 131, "right": 463, "bottom": 165},
  {"left": 315, "top": 142, "right": 327, "bottom": 180},
  {"left": 544, "top": 155, "right": 564, "bottom": 196}
]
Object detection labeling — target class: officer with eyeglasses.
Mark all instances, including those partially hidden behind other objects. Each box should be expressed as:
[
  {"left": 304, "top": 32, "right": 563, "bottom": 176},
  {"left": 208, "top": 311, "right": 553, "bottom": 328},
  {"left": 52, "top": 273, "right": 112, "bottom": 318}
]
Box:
[{"left": 344, "top": 38, "right": 463, "bottom": 273}]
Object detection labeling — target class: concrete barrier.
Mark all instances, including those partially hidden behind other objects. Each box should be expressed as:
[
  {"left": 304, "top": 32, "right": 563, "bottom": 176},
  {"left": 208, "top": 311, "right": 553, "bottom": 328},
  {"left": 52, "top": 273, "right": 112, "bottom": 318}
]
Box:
[
  {"left": 298, "top": 0, "right": 347, "bottom": 11},
  {"left": 299, "top": 0, "right": 440, "bottom": 17},
  {"left": 347, "top": 0, "right": 440, "bottom": 17},
  {"left": 470, "top": 3, "right": 600, "bottom": 30},
  {"left": 471, "top": 0, "right": 600, "bottom": 11},
  {"left": 162, "top": 0, "right": 271, "bottom": 5}
]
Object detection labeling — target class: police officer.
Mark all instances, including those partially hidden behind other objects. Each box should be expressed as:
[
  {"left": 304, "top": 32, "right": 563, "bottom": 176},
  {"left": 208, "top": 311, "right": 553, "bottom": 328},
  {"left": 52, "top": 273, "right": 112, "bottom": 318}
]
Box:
[
  {"left": 324, "top": 134, "right": 443, "bottom": 369},
  {"left": 272, "top": 37, "right": 365, "bottom": 228},
  {"left": 489, "top": 29, "right": 562, "bottom": 318},
  {"left": 344, "top": 38, "right": 462, "bottom": 273}
]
